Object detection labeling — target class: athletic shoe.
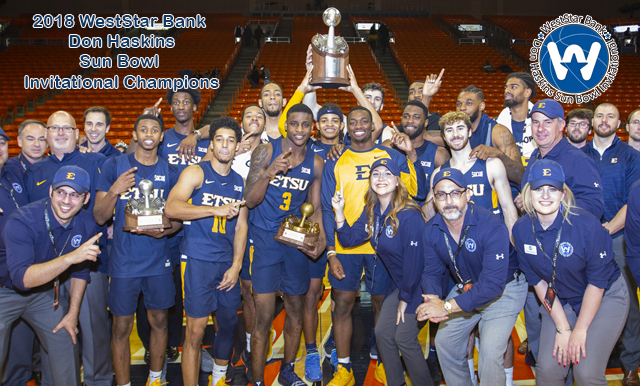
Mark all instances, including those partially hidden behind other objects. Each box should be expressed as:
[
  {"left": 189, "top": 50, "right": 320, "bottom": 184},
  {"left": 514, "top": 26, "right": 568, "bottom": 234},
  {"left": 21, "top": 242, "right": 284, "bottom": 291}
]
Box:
[
  {"left": 278, "top": 362, "right": 307, "bottom": 386},
  {"left": 225, "top": 361, "right": 234, "bottom": 384},
  {"left": 305, "top": 352, "right": 322, "bottom": 382},
  {"left": 201, "top": 348, "right": 214, "bottom": 373},
  {"left": 327, "top": 364, "right": 355, "bottom": 386},
  {"left": 324, "top": 327, "right": 335, "bottom": 358},
  {"left": 374, "top": 362, "right": 387, "bottom": 385},
  {"left": 242, "top": 349, "right": 253, "bottom": 383},
  {"left": 266, "top": 328, "right": 276, "bottom": 362},
  {"left": 369, "top": 333, "right": 378, "bottom": 360},
  {"left": 145, "top": 378, "right": 166, "bottom": 386},
  {"left": 426, "top": 357, "right": 444, "bottom": 385},
  {"left": 206, "top": 375, "right": 227, "bottom": 386},
  {"left": 166, "top": 346, "right": 180, "bottom": 362}
]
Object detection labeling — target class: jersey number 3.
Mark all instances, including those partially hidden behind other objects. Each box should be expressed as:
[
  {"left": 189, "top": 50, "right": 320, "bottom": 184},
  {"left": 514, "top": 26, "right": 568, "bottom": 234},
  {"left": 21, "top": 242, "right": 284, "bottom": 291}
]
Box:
[
  {"left": 212, "top": 216, "right": 227, "bottom": 234},
  {"left": 279, "top": 192, "right": 291, "bottom": 211}
]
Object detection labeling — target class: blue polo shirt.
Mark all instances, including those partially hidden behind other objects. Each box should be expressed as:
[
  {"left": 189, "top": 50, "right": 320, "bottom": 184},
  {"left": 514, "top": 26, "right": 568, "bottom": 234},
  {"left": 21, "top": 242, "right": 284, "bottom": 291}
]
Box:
[
  {"left": 0, "top": 167, "right": 29, "bottom": 230},
  {"left": 24, "top": 147, "right": 108, "bottom": 271},
  {"left": 422, "top": 203, "right": 516, "bottom": 312},
  {"left": 513, "top": 209, "right": 619, "bottom": 315},
  {"left": 522, "top": 137, "right": 604, "bottom": 220},
  {"left": 4, "top": 153, "right": 35, "bottom": 185},
  {"left": 0, "top": 199, "right": 95, "bottom": 290},
  {"left": 97, "top": 139, "right": 123, "bottom": 159},
  {"left": 582, "top": 136, "right": 640, "bottom": 238},
  {"left": 625, "top": 180, "right": 640, "bottom": 284},
  {"left": 337, "top": 204, "right": 425, "bottom": 313}
]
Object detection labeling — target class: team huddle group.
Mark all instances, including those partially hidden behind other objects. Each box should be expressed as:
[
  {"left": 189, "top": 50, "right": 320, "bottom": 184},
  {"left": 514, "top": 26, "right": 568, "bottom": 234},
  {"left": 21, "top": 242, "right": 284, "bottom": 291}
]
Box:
[{"left": 1, "top": 51, "right": 640, "bottom": 386}]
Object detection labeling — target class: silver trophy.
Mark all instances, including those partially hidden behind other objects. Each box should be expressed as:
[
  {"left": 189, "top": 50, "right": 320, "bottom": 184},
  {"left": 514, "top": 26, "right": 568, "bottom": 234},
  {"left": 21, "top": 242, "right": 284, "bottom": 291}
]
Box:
[
  {"left": 310, "top": 7, "right": 350, "bottom": 88},
  {"left": 123, "top": 179, "right": 171, "bottom": 231}
]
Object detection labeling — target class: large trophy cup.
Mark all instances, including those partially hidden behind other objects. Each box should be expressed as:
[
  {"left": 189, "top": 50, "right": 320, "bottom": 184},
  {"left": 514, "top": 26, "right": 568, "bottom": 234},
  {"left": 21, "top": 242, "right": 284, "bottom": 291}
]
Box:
[
  {"left": 123, "top": 179, "right": 171, "bottom": 231},
  {"left": 310, "top": 7, "right": 350, "bottom": 88},
  {"left": 274, "top": 203, "right": 320, "bottom": 248}
]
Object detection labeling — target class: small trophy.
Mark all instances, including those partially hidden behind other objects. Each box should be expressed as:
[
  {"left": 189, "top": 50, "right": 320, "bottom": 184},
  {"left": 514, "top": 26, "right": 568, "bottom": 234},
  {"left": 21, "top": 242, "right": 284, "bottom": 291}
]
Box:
[
  {"left": 274, "top": 203, "right": 320, "bottom": 248},
  {"left": 310, "top": 7, "right": 350, "bottom": 88},
  {"left": 123, "top": 179, "right": 171, "bottom": 231}
]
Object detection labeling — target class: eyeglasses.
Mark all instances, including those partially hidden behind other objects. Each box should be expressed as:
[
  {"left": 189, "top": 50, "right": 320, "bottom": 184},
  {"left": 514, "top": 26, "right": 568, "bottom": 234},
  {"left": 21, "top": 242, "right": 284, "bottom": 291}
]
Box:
[
  {"left": 47, "top": 126, "right": 76, "bottom": 132},
  {"left": 53, "top": 188, "right": 85, "bottom": 201},
  {"left": 567, "top": 121, "right": 589, "bottom": 128},
  {"left": 434, "top": 189, "right": 466, "bottom": 201}
]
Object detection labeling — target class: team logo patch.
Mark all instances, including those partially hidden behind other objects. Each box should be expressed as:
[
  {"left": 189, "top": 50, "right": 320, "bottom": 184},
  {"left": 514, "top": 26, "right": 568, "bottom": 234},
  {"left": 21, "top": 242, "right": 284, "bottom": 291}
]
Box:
[
  {"left": 385, "top": 225, "right": 394, "bottom": 238},
  {"left": 471, "top": 171, "right": 483, "bottom": 178},
  {"left": 154, "top": 175, "right": 165, "bottom": 182},
  {"left": 465, "top": 238, "right": 477, "bottom": 252},
  {"left": 530, "top": 14, "right": 617, "bottom": 103},
  {"left": 421, "top": 161, "right": 432, "bottom": 167},
  {"left": 611, "top": 158, "right": 618, "bottom": 163},
  {"left": 559, "top": 242, "right": 574, "bottom": 257},
  {"left": 12, "top": 183, "right": 22, "bottom": 193},
  {"left": 198, "top": 147, "right": 208, "bottom": 153},
  {"left": 71, "top": 235, "right": 83, "bottom": 248},
  {"left": 301, "top": 167, "right": 311, "bottom": 174},
  {"left": 234, "top": 185, "right": 242, "bottom": 192}
]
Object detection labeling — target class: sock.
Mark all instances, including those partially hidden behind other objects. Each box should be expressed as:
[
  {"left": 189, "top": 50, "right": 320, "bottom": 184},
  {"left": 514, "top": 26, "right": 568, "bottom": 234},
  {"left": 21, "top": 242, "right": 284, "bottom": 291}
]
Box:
[
  {"left": 149, "top": 369, "right": 162, "bottom": 383},
  {"left": 118, "top": 384, "right": 131, "bottom": 386},
  {"left": 280, "top": 361, "right": 294, "bottom": 371},
  {"left": 505, "top": 367, "right": 514, "bottom": 385},
  {"left": 246, "top": 332, "right": 251, "bottom": 352},
  {"left": 428, "top": 344, "right": 437, "bottom": 359},
  {"left": 306, "top": 343, "right": 318, "bottom": 354},
  {"left": 475, "top": 336, "right": 481, "bottom": 352},
  {"left": 212, "top": 363, "right": 227, "bottom": 384},
  {"left": 338, "top": 357, "right": 351, "bottom": 372}
]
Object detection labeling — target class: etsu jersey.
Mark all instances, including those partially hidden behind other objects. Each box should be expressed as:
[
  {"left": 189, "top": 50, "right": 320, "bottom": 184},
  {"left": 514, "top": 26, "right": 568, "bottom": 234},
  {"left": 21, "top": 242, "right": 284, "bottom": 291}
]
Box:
[
  {"left": 158, "top": 128, "right": 210, "bottom": 172},
  {"left": 395, "top": 140, "right": 438, "bottom": 204},
  {"left": 181, "top": 162, "right": 244, "bottom": 262},
  {"left": 442, "top": 158, "right": 501, "bottom": 217},
  {"left": 249, "top": 138, "right": 315, "bottom": 233},
  {"left": 96, "top": 153, "right": 179, "bottom": 278}
]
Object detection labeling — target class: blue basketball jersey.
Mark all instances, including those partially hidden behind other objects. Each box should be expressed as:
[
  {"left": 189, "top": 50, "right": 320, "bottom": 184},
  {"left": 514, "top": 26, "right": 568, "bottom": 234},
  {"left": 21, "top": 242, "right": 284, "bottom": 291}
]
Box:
[
  {"left": 442, "top": 158, "right": 502, "bottom": 217},
  {"left": 158, "top": 128, "right": 210, "bottom": 173},
  {"left": 96, "top": 153, "right": 179, "bottom": 278},
  {"left": 181, "top": 161, "right": 245, "bottom": 262},
  {"left": 249, "top": 138, "right": 315, "bottom": 233}
]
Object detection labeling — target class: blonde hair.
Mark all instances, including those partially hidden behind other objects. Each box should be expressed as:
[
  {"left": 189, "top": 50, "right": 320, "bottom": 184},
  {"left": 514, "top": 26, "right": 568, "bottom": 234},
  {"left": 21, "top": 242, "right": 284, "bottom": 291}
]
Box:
[
  {"left": 364, "top": 177, "right": 426, "bottom": 239},
  {"left": 521, "top": 182, "right": 578, "bottom": 225}
]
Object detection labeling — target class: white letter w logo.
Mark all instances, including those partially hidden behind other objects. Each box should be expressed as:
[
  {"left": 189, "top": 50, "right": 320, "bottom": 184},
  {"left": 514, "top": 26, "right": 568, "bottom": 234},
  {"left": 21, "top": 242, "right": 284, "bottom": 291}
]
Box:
[{"left": 547, "top": 42, "right": 601, "bottom": 80}]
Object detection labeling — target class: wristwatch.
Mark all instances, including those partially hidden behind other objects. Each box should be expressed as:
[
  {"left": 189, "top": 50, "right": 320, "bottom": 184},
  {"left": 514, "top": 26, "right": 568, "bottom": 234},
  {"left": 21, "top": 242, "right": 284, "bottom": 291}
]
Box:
[
  {"left": 444, "top": 301, "right": 452, "bottom": 314},
  {"left": 192, "top": 130, "right": 202, "bottom": 141}
]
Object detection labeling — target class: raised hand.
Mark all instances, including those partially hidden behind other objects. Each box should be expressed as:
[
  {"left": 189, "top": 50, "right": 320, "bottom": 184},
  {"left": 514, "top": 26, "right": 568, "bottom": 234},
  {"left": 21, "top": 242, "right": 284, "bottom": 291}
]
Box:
[
  {"left": 423, "top": 68, "right": 445, "bottom": 98},
  {"left": 266, "top": 148, "right": 292, "bottom": 178},
  {"left": 143, "top": 98, "right": 162, "bottom": 117}
]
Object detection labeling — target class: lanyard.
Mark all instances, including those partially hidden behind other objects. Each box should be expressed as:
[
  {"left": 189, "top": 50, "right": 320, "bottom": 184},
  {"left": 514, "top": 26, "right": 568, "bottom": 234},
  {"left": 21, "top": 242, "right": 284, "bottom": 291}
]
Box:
[
  {"left": 530, "top": 215, "right": 564, "bottom": 290},
  {"left": 370, "top": 213, "right": 385, "bottom": 292},
  {"left": 44, "top": 200, "right": 75, "bottom": 308},
  {"left": 18, "top": 154, "right": 28, "bottom": 171},
  {"left": 443, "top": 205, "right": 474, "bottom": 284},
  {"left": 0, "top": 180, "right": 19, "bottom": 209}
]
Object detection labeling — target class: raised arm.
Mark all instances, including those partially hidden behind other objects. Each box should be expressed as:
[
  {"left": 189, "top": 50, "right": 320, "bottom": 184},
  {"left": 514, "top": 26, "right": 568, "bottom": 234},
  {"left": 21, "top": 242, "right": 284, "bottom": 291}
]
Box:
[
  {"left": 469, "top": 124, "right": 525, "bottom": 184},
  {"left": 340, "top": 65, "right": 384, "bottom": 141},
  {"left": 244, "top": 143, "right": 278, "bottom": 208}
]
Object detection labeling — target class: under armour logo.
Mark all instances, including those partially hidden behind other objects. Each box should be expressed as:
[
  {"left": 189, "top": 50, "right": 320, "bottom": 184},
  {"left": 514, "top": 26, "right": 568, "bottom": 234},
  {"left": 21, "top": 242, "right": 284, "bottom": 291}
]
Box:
[
  {"left": 410, "top": 241, "right": 418, "bottom": 246},
  {"left": 594, "top": 182, "right": 599, "bottom": 187},
  {"left": 600, "top": 251, "right": 607, "bottom": 259},
  {"left": 496, "top": 253, "right": 505, "bottom": 260}
]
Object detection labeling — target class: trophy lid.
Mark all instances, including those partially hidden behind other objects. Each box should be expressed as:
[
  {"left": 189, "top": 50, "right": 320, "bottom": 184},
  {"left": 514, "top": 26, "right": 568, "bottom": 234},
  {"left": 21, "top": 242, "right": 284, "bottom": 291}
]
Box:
[
  {"left": 311, "top": 34, "right": 348, "bottom": 54},
  {"left": 323, "top": 7, "right": 341, "bottom": 27},
  {"left": 139, "top": 179, "right": 154, "bottom": 195}
]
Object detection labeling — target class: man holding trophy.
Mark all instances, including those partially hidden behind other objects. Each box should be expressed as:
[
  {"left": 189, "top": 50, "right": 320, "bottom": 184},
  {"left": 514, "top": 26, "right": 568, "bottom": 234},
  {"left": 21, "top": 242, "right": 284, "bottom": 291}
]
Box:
[
  {"left": 164, "top": 117, "right": 248, "bottom": 386},
  {"left": 244, "top": 103, "right": 325, "bottom": 386},
  {"left": 94, "top": 113, "right": 182, "bottom": 386}
]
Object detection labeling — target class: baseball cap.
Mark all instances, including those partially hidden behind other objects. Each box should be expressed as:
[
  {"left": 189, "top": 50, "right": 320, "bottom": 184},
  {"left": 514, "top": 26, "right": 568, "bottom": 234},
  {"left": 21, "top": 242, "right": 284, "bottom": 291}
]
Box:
[
  {"left": 432, "top": 168, "right": 467, "bottom": 189},
  {"left": 51, "top": 165, "right": 91, "bottom": 193},
  {"left": 370, "top": 158, "right": 400, "bottom": 178},
  {"left": 0, "top": 127, "right": 10, "bottom": 141},
  {"left": 527, "top": 159, "right": 565, "bottom": 190},
  {"left": 528, "top": 99, "right": 564, "bottom": 120}
]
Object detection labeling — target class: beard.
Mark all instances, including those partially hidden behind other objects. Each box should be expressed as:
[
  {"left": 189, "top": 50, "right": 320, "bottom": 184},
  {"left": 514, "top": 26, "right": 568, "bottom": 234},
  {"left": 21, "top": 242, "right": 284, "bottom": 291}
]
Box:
[
  {"left": 441, "top": 206, "right": 464, "bottom": 221},
  {"left": 445, "top": 135, "right": 469, "bottom": 151},
  {"left": 503, "top": 94, "right": 523, "bottom": 108},
  {"left": 399, "top": 123, "right": 424, "bottom": 140},
  {"left": 566, "top": 129, "right": 589, "bottom": 144},
  {"left": 265, "top": 106, "right": 281, "bottom": 117},
  {"left": 468, "top": 109, "right": 480, "bottom": 123}
]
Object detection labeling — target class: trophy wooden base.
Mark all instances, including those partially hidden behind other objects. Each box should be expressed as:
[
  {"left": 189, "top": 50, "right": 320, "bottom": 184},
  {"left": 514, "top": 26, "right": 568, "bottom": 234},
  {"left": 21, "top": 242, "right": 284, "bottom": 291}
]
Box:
[
  {"left": 123, "top": 211, "right": 171, "bottom": 231},
  {"left": 273, "top": 224, "right": 319, "bottom": 248},
  {"left": 310, "top": 77, "right": 350, "bottom": 89}
]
